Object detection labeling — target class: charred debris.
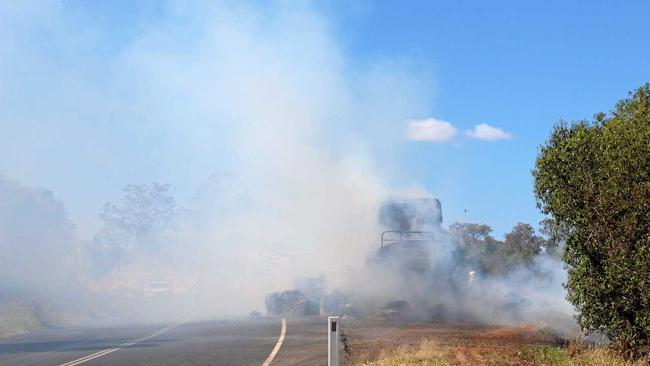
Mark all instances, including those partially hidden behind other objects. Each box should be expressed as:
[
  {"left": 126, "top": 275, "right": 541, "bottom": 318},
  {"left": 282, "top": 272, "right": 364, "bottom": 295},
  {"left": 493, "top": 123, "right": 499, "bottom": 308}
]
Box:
[{"left": 263, "top": 198, "right": 447, "bottom": 319}]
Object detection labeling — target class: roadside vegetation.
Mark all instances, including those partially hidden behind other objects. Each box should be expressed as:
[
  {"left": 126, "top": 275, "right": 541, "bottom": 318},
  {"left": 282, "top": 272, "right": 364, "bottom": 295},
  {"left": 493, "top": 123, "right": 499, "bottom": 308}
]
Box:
[
  {"left": 534, "top": 84, "right": 650, "bottom": 360},
  {"left": 355, "top": 338, "right": 648, "bottom": 366},
  {"left": 517, "top": 344, "right": 648, "bottom": 366},
  {"left": 0, "top": 303, "right": 44, "bottom": 339},
  {"left": 356, "top": 340, "right": 451, "bottom": 366},
  {"left": 355, "top": 85, "right": 650, "bottom": 365},
  {"left": 0, "top": 177, "right": 79, "bottom": 338}
]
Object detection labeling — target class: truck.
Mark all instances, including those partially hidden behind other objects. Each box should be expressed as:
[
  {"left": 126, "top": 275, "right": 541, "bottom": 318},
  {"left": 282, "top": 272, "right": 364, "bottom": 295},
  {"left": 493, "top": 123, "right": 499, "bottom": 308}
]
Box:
[{"left": 370, "top": 198, "right": 443, "bottom": 273}]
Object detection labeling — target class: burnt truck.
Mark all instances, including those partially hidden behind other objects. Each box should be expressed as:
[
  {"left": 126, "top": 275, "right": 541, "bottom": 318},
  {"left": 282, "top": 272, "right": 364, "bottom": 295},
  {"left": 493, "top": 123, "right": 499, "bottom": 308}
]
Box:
[
  {"left": 265, "top": 198, "right": 446, "bottom": 318},
  {"left": 369, "top": 198, "right": 443, "bottom": 273}
]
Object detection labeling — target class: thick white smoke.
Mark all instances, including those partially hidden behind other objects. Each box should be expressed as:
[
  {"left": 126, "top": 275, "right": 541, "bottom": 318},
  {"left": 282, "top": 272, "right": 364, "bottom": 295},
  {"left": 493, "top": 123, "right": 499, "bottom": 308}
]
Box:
[
  {"left": 0, "top": 1, "right": 430, "bottom": 321},
  {"left": 0, "top": 1, "right": 574, "bottom": 331}
]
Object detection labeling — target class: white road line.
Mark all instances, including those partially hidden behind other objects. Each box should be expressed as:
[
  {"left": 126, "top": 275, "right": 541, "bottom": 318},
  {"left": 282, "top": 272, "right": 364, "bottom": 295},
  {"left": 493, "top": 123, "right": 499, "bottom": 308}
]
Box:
[
  {"left": 261, "top": 318, "right": 287, "bottom": 366},
  {"left": 59, "top": 322, "right": 182, "bottom": 366}
]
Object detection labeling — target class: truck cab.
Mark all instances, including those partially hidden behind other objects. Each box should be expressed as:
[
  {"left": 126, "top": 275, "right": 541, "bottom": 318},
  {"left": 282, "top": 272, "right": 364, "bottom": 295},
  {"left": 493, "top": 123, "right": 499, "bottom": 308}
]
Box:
[{"left": 370, "top": 198, "right": 442, "bottom": 273}]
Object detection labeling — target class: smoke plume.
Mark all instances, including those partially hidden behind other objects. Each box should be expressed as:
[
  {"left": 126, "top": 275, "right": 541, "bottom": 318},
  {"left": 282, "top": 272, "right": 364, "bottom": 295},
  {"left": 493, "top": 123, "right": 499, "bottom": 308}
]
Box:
[{"left": 0, "top": 1, "right": 574, "bottom": 333}]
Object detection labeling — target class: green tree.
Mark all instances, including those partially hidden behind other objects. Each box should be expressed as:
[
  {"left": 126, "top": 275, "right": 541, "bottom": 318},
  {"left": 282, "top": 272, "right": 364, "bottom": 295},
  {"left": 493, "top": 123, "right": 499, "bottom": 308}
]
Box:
[
  {"left": 533, "top": 84, "right": 650, "bottom": 358},
  {"left": 538, "top": 218, "right": 569, "bottom": 258},
  {"left": 99, "top": 183, "right": 177, "bottom": 243},
  {"left": 498, "top": 223, "right": 544, "bottom": 271},
  {"left": 449, "top": 222, "right": 498, "bottom": 273},
  {"left": 91, "top": 183, "right": 177, "bottom": 273},
  {"left": 449, "top": 222, "right": 546, "bottom": 276}
]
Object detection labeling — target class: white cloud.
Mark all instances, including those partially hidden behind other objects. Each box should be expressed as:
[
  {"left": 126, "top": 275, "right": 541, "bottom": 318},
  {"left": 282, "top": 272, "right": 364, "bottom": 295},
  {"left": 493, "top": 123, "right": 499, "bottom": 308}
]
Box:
[
  {"left": 405, "top": 118, "right": 457, "bottom": 142},
  {"left": 466, "top": 123, "right": 512, "bottom": 141}
]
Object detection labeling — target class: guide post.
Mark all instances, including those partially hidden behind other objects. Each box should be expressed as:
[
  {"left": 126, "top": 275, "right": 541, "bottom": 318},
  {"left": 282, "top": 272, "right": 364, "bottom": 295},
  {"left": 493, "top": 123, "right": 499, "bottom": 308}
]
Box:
[{"left": 328, "top": 316, "right": 339, "bottom": 366}]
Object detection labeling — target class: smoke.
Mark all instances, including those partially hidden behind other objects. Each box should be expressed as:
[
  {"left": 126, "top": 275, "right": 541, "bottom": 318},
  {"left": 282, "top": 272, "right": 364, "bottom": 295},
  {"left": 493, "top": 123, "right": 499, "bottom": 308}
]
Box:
[
  {"left": 0, "top": 1, "right": 427, "bottom": 322},
  {"left": 339, "top": 202, "right": 576, "bottom": 335},
  {"left": 0, "top": 1, "right": 575, "bottom": 333},
  {"left": 0, "top": 176, "right": 78, "bottom": 298}
]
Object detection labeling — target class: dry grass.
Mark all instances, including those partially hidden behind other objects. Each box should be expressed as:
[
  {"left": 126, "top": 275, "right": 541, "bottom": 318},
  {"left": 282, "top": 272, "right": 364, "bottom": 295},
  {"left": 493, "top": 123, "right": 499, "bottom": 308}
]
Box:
[
  {"left": 345, "top": 320, "right": 649, "bottom": 366},
  {"left": 355, "top": 339, "right": 451, "bottom": 366},
  {"left": 354, "top": 338, "right": 650, "bottom": 366},
  {"left": 0, "top": 303, "right": 44, "bottom": 339},
  {"left": 518, "top": 344, "right": 649, "bottom": 366}
]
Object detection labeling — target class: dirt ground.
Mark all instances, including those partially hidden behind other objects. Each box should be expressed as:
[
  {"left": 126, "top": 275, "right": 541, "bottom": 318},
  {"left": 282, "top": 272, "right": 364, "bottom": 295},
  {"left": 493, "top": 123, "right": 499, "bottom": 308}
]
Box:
[{"left": 341, "top": 319, "right": 564, "bottom": 365}]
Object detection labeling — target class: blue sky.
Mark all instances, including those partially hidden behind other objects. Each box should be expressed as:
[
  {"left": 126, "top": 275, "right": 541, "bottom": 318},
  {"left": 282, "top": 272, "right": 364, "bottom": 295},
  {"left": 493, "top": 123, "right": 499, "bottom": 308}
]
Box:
[
  {"left": 327, "top": 0, "right": 650, "bottom": 236},
  {"left": 1, "top": 1, "right": 648, "bottom": 239}
]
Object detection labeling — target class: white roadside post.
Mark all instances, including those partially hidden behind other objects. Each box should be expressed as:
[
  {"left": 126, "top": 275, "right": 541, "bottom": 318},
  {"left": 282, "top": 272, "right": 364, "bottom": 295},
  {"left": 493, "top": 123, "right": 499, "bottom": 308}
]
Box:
[{"left": 328, "top": 316, "right": 339, "bottom": 366}]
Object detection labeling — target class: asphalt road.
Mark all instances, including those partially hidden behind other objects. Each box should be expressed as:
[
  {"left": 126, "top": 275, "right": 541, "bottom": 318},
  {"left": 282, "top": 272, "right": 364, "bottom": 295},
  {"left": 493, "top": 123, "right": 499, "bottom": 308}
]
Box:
[{"left": 0, "top": 317, "right": 328, "bottom": 366}]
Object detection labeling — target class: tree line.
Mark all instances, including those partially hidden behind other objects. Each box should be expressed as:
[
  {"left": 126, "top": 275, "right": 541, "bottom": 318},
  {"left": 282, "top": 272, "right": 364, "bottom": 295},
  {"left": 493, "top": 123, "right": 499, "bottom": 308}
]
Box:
[{"left": 448, "top": 221, "right": 561, "bottom": 278}]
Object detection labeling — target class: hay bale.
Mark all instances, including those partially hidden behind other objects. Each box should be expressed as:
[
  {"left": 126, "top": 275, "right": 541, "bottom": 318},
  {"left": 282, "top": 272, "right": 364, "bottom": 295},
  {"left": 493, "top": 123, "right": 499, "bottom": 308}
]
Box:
[{"left": 265, "top": 290, "right": 319, "bottom": 317}]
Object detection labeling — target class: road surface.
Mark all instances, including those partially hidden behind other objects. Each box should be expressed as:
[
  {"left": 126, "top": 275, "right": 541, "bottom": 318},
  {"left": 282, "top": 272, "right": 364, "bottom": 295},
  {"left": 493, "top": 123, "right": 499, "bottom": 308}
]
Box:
[{"left": 0, "top": 317, "right": 328, "bottom": 366}]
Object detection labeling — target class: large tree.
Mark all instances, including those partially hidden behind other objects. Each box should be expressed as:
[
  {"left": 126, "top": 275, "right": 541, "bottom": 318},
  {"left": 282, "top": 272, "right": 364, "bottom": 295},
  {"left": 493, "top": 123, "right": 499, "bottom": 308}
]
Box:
[
  {"left": 98, "top": 183, "right": 176, "bottom": 245},
  {"left": 91, "top": 183, "right": 177, "bottom": 273},
  {"left": 533, "top": 84, "right": 650, "bottom": 358}
]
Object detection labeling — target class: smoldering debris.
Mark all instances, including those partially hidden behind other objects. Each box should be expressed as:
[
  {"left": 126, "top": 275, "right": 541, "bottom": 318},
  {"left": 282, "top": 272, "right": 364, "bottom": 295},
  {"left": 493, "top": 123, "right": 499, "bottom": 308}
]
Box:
[
  {"left": 380, "top": 300, "right": 413, "bottom": 320},
  {"left": 265, "top": 290, "right": 320, "bottom": 317},
  {"left": 248, "top": 310, "right": 262, "bottom": 318},
  {"left": 321, "top": 290, "right": 351, "bottom": 316},
  {"left": 265, "top": 198, "right": 575, "bottom": 336}
]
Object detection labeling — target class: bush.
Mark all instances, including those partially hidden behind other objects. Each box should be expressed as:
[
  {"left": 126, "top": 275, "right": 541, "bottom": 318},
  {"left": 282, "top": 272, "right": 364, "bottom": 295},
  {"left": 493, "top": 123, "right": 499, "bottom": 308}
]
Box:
[{"left": 533, "top": 84, "right": 650, "bottom": 358}]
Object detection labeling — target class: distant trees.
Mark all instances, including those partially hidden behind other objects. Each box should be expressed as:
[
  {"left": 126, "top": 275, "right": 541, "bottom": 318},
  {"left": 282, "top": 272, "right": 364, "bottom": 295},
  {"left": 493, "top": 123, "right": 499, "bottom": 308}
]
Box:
[
  {"left": 91, "top": 183, "right": 177, "bottom": 273},
  {"left": 449, "top": 222, "right": 498, "bottom": 273},
  {"left": 99, "top": 183, "right": 176, "bottom": 245},
  {"left": 0, "top": 176, "right": 77, "bottom": 296},
  {"left": 534, "top": 84, "right": 650, "bottom": 358},
  {"left": 449, "top": 222, "right": 548, "bottom": 276},
  {"left": 502, "top": 223, "right": 544, "bottom": 267}
]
